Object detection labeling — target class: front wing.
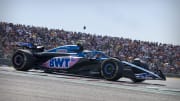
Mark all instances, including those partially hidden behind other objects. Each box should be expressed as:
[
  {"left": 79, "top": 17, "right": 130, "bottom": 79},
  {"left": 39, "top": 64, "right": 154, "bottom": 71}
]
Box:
[{"left": 122, "top": 61, "right": 166, "bottom": 80}]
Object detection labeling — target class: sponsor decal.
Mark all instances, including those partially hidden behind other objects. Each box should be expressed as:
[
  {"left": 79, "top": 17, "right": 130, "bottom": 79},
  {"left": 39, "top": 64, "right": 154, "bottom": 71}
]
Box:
[
  {"left": 50, "top": 58, "right": 70, "bottom": 68},
  {"left": 42, "top": 56, "right": 80, "bottom": 69},
  {"left": 135, "top": 73, "right": 153, "bottom": 79}
]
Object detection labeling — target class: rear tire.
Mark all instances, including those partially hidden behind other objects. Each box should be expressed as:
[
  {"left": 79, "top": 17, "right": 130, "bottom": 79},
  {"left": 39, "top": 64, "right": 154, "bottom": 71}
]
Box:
[
  {"left": 101, "top": 58, "right": 123, "bottom": 81},
  {"left": 12, "top": 50, "right": 35, "bottom": 71}
]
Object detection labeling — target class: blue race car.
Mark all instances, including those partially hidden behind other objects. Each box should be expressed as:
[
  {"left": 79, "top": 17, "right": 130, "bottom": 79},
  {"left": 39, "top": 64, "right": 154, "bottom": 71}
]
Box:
[{"left": 12, "top": 42, "right": 166, "bottom": 82}]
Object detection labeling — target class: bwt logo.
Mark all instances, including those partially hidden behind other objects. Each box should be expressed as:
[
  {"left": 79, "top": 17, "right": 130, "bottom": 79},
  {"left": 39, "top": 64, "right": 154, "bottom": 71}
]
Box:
[{"left": 49, "top": 58, "right": 70, "bottom": 68}]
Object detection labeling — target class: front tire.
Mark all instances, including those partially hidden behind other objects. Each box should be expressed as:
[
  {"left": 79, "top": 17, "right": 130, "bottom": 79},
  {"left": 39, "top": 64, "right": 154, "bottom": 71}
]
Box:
[
  {"left": 12, "top": 50, "right": 35, "bottom": 71},
  {"left": 131, "top": 78, "right": 145, "bottom": 83},
  {"left": 101, "top": 58, "right": 123, "bottom": 81}
]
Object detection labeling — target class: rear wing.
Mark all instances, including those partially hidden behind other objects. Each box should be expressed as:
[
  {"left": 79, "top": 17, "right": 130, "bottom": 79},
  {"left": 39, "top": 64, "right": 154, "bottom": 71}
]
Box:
[
  {"left": 16, "top": 42, "right": 36, "bottom": 49},
  {"left": 16, "top": 42, "right": 44, "bottom": 52}
]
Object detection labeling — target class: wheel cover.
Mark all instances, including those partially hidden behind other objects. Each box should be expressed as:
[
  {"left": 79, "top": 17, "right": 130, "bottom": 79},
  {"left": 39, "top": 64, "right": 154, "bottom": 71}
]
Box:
[
  {"left": 14, "top": 54, "right": 24, "bottom": 66},
  {"left": 102, "top": 63, "right": 116, "bottom": 78}
]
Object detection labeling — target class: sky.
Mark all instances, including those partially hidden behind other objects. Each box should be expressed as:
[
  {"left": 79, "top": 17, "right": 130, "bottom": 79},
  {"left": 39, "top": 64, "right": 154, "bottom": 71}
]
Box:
[{"left": 0, "top": 0, "right": 180, "bottom": 45}]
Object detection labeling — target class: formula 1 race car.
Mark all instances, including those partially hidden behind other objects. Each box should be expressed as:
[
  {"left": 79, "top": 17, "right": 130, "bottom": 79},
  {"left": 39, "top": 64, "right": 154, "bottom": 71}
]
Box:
[{"left": 12, "top": 42, "right": 166, "bottom": 83}]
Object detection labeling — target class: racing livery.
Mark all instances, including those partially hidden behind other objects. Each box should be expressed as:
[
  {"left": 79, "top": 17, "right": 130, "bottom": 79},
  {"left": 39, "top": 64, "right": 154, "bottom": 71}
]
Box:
[{"left": 12, "top": 42, "right": 166, "bottom": 82}]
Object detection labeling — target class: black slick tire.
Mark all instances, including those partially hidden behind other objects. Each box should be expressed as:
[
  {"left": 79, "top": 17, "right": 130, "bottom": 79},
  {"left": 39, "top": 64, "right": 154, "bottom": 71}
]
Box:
[
  {"left": 12, "top": 50, "right": 35, "bottom": 71},
  {"left": 101, "top": 58, "right": 123, "bottom": 81}
]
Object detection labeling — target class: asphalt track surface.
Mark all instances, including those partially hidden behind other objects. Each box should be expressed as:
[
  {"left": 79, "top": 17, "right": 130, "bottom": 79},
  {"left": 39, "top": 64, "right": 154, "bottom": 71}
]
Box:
[{"left": 0, "top": 66, "right": 180, "bottom": 101}]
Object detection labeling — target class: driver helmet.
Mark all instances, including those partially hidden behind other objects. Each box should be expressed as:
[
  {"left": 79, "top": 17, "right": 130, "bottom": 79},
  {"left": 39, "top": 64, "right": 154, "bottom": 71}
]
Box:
[
  {"left": 77, "top": 43, "right": 84, "bottom": 51},
  {"left": 133, "top": 58, "right": 141, "bottom": 63}
]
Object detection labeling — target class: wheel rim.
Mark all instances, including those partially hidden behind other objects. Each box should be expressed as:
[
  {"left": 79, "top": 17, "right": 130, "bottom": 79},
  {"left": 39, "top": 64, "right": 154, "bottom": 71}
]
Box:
[
  {"left": 102, "top": 63, "right": 116, "bottom": 78},
  {"left": 14, "top": 54, "right": 24, "bottom": 66}
]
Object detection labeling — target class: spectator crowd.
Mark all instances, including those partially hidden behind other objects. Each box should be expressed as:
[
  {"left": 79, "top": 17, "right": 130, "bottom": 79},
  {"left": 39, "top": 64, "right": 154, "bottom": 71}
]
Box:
[{"left": 0, "top": 22, "right": 180, "bottom": 74}]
